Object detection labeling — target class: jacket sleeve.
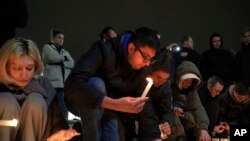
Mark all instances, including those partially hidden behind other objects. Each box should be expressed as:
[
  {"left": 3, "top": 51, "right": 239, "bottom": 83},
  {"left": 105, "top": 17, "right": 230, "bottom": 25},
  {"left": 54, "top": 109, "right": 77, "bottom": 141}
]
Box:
[
  {"left": 138, "top": 96, "right": 161, "bottom": 140},
  {"left": 64, "top": 42, "right": 106, "bottom": 109},
  {"left": 63, "top": 50, "right": 75, "bottom": 69},
  {"left": 193, "top": 91, "right": 209, "bottom": 130},
  {"left": 157, "top": 85, "right": 174, "bottom": 124},
  {"left": 42, "top": 44, "right": 64, "bottom": 64}
]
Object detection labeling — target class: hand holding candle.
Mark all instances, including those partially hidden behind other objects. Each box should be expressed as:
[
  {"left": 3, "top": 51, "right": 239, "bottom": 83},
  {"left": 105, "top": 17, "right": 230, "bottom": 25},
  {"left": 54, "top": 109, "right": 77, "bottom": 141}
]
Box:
[
  {"left": 0, "top": 119, "right": 18, "bottom": 127},
  {"left": 141, "top": 77, "right": 153, "bottom": 98}
]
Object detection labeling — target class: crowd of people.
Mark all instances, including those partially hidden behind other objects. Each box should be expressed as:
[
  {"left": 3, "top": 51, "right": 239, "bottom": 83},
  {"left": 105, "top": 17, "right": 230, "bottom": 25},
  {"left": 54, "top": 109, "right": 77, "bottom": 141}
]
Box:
[{"left": 0, "top": 26, "right": 250, "bottom": 141}]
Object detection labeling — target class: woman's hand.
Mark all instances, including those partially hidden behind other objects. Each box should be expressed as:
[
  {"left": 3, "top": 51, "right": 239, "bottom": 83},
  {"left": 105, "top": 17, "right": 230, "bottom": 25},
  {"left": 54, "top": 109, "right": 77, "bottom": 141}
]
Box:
[{"left": 47, "top": 128, "right": 80, "bottom": 141}]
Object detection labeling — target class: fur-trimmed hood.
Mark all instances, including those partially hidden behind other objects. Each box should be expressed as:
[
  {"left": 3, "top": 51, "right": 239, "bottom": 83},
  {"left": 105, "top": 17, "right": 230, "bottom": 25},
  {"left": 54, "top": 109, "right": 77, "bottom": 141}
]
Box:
[{"left": 175, "top": 61, "right": 202, "bottom": 90}]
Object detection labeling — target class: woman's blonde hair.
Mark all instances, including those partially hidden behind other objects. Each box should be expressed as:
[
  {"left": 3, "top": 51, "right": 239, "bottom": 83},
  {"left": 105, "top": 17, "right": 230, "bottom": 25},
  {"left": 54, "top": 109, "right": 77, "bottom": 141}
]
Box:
[{"left": 0, "top": 38, "right": 43, "bottom": 85}]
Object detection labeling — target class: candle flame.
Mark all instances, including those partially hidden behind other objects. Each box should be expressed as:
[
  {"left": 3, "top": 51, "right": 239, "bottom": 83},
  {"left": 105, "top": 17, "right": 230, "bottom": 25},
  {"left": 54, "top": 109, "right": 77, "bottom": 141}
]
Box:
[
  {"left": 0, "top": 119, "right": 18, "bottom": 127},
  {"left": 141, "top": 77, "right": 154, "bottom": 98},
  {"left": 146, "top": 77, "right": 153, "bottom": 82},
  {"left": 11, "top": 119, "right": 18, "bottom": 127}
]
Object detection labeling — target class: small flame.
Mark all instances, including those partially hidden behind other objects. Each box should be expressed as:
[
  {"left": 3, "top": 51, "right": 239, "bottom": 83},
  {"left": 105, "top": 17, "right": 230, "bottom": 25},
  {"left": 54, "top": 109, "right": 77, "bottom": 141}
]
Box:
[
  {"left": 0, "top": 119, "right": 18, "bottom": 127},
  {"left": 146, "top": 77, "right": 153, "bottom": 82},
  {"left": 11, "top": 119, "right": 18, "bottom": 127}
]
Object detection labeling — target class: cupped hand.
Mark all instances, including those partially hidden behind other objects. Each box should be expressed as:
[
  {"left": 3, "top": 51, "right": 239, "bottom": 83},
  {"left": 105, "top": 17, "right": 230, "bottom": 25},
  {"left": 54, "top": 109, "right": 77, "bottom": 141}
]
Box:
[{"left": 47, "top": 128, "right": 80, "bottom": 141}]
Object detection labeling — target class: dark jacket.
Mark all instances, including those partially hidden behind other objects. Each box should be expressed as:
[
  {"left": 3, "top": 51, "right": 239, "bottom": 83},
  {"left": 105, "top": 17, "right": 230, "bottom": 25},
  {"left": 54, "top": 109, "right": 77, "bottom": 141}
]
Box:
[
  {"left": 64, "top": 32, "right": 148, "bottom": 109},
  {"left": 198, "top": 82, "right": 220, "bottom": 132},
  {"left": 202, "top": 48, "right": 234, "bottom": 84},
  {"left": 138, "top": 81, "right": 174, "bottom": 140},
  {"left": 172, "top": 46, "right": 203, "bottom": 72},
  {"left": 171, "top": 61, "right": 209, "bottom": 130},
  {"left": 0, "top": 77, "right": 68, "bottom": 140},
  {"left": 233, "top": 44, "right": 250, "bottom": 86},
  {"left": 219, "top": 85, "right": 250, "bottom": 125}
]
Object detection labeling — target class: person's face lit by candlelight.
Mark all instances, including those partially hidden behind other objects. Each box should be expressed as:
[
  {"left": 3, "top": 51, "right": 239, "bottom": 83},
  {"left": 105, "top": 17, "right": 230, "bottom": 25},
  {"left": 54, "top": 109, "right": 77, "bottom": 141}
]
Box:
[
  {"left": 127, "top": 43, "right": 156, "bottom": 70},
  {"left": 151, "top": 70, "right": 170, "bottom": 87},
  {"left": 7, "top": 55, "right": 35, "bottom": 88}
]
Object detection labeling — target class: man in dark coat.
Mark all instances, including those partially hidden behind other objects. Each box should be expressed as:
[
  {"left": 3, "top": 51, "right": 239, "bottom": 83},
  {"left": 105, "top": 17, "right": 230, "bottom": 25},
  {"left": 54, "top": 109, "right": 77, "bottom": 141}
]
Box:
[
  {"left": 234, "top": 27, "right": 250, "bottom": 87},
  {"left": 202, "top": 33, "right": 234, "bottom": 87},
  {"left": 64, "top": 27, "right": 160, "bottom": 141},
  {"left": 198, "top": 76, "right": 224, "bottom": 136},
  {"left": 218, "top": 81, "right": 250, "bottom": 135}
]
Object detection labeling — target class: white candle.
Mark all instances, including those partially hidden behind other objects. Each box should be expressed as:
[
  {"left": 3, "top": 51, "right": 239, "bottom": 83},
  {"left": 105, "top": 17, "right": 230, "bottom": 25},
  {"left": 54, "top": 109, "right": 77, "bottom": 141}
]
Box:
[
  {"left": 220, "top": 138, "right": 229, "bottom": 141},
  {"left": 211, "top": 138, "right": 220, "bottom": 141},
  {"left": 141, "top": 77, "right": 153, "bottom": 98},
  {"left": 0, "top": 119, "right": 18, "bottom": 127}
]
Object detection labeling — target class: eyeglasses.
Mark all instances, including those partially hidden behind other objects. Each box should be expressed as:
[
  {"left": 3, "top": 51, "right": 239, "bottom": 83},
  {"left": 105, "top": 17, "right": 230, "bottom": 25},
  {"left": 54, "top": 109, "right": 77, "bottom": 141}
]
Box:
[{"left": 137, "top": 48, "right": 156, "bottom": 64}]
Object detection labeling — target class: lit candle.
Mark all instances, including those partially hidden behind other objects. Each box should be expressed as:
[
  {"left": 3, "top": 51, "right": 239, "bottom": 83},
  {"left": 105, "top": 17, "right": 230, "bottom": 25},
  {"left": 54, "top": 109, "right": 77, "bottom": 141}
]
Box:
[
  {"left": 141, "top": 77, "right": 153, "bottom": 98},
  {"left": 220, "top": 138, "right": 229, "bottom": 141},
  {"left": 0, "top": 119, "right": 18, "bottom": 127},
  {"left": 211, "top": 138, "right": 220, "bottom": 141}
]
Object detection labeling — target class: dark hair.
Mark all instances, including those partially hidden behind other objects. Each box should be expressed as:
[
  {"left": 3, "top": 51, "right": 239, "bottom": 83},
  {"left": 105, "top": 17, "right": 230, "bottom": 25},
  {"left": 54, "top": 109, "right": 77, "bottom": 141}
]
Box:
[
  {"left": 100, "top": 26, "right": 116, "bottom": 40},
  {"left": 179, "top": 35, "right": 191, "bottom": 45},
  {"left": 241, "top": 27, "right": 250, "bottom": 37},
  {"left": 207, "top": 76, "right": 224, "bottom": 87},
  {"left": 152, "top": 48, "right": 173, "bottom": 74},
  {"left": 129, "top": 27, "right": 160, "bottom": 51},
  {"left": 209, "top": 33, "right": 223, "bottom": 48},
  {"left": 234, "top": 81, "right": 250, "bottom": 95},
  {"left": 50, "top": 29, "right": 63, "bottom": 38}
]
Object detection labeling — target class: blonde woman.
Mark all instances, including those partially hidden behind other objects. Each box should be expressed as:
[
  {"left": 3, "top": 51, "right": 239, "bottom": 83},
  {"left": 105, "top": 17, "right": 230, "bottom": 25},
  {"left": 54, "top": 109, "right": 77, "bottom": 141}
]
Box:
[{"left": 0, "top": 38, "right": 79, "bottom": 141}]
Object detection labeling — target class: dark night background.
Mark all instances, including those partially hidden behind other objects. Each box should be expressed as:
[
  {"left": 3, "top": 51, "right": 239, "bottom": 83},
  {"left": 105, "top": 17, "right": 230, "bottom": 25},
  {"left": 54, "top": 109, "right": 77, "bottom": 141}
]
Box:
[{"left": 17, "top": 0, "right": 250, "bottom": 61}]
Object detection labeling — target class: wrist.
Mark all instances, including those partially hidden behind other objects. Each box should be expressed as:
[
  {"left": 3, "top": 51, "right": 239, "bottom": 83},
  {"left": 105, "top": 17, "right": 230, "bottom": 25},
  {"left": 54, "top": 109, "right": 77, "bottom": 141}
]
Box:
[{"left": 101, "top": 96, "right": 116, "bottom": 110}]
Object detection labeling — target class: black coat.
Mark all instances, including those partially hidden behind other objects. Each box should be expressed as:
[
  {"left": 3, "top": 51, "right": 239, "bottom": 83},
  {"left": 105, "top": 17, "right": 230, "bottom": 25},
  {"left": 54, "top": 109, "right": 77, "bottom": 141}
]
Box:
[
  {"left": 202, "top": 48, "right": 234, "bottom": 83},
  {"left": 234, "top": 44, "right": 250, "bottom": 86},
  {"left": 219, "top": 87, "right": 250, "bottom": 125},
  {"left": 172, "top": 46, "right": 203, "bottom": 73},
  {"left": 138, "top": 82, "right": 174, "bottom": 140},
  {"left": 64, "top": 32, "right": 148, "bottom": 109},
  {"left": 198, "top": 83, "right": 220, "bottom": 131}
]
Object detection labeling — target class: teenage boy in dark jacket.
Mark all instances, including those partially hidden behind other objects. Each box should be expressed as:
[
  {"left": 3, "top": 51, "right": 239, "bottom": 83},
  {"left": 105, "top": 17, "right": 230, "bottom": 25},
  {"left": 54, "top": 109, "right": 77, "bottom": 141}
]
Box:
[
  {"left": 171, "top": 61, "right": 210, "bottom": 141},
  {"left": 137, "top": 49, "right": 176, "bottom": 141},
  {"left": 64, "top": 27, "right": 160, "bottom": 141}
]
